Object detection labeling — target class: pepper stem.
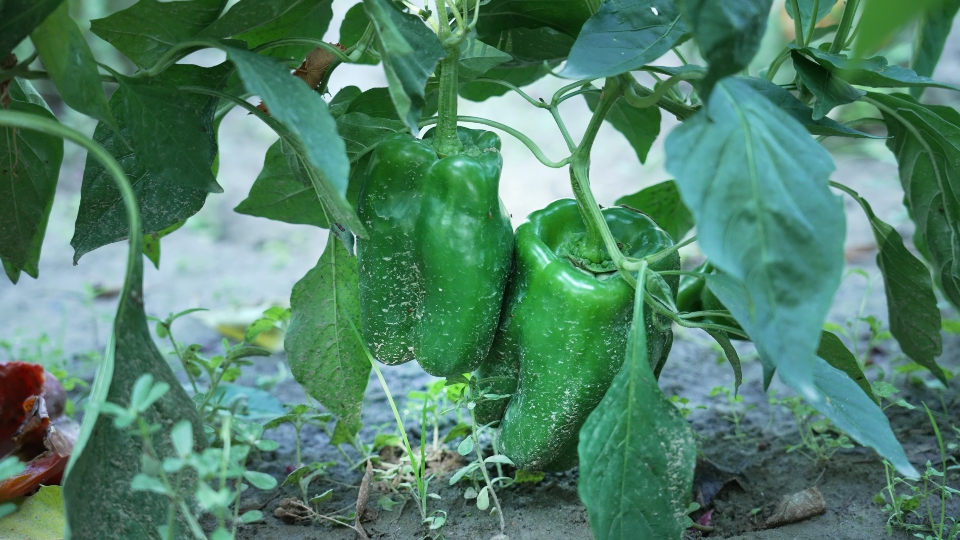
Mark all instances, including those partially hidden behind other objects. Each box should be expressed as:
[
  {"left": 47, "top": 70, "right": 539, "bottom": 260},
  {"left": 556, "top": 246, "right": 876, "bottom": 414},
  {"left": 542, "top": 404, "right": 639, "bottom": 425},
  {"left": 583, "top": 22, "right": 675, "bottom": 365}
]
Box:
[
  {"left": 433, "top": 44, "right": 463, "bottom": 156},
  {"left": 569, "top": 77, "right": 622, "bottom": 265}
]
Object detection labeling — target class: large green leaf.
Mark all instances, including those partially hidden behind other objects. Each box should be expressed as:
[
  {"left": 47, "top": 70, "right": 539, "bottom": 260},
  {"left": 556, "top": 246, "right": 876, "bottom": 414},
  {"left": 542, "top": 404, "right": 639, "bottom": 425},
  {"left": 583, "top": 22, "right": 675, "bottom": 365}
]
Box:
[
  {"left": 871, "top": 92, "right": 960, "bottom": 311},
  {"left": 234, "top": 140, "right": 327, "bottom": 227},
  {"left": 911, "top": 0, "right": 960, "bottom": 97},
  {"left": 30, "top": 2, "right": 115, "bottom": 127},
  {"left": 615, "top": 181, "right": 694, "bottom": 242},
  {"left": 679, "top": 0, "right": 772, "bottom": 97},
  {"left": 794, "top": 47, "right": 960, "bottom": 92},
  {"left": 236, "top": 111, "right": 404, "bottom": 227},
  {"left": 784, "top": 0, "right": 837, "bottom": 36},
  {"left": 224, "top": 46, "right": 362, "bottom": 234},
  {"left": 199, "top": 0, "right": 304, "bottom": 38},
  {"left": 71, "top": 64, "right": 227, "bottom": 263},
  {"left": 363, "top": 0, "right": 445, "bottom": 132},
  {"left": 664, "top": 77, "right": 845, "bottom": 398},
  {"left": 741, "top": 76, "right": 878, "bottom": 138},
  {"left": 458, "top": 38, "right": 513, "bottom": 82},
  {"left": 459, "top": 62, "right": 557, "bottom": 102},
  {"left": 0, "top": 0, "right": 64, "bottom": 58},
  {"left": 585, "top": 92, "right": 661, "bottom": 164},
  {"left": 0, "top": 79, "right": 63, "bottom": 282},
  {"left": 836, "top": 183, "right": 945, "bottom": 382},
  {"left": 345, "top": 87, "right": 401, "bottom": 120},
  {"left": 855, "top": 0, "right": 938, "bottom": 56},
  {"left": 476, "top": 0, "right": 600, "bottom": 38},
  {"left": 791, "top": 50, "right": 864, "bottom": 120},
  {"left": 286, "top": 234, "right": 370, "bottom": 439},
  {"left": 703, "top": 273, "right": 917, "bottom": 477},
  {"left": 481, "top": 26, "right": 575, "bottom": 67},
  {"left": 816, "top": 330, "right": 875, "bottom": 401},
  {"left": 578, "top": 266, "right": 696, "bottom": 540},
  {"left": 561, "top": 0, "right": 689, "bottom": 79},
  {"left": 114, "top": 74, "right": 223, "bottom": 194},
  {"left": 90, "top": 0, "right": 226, "bottom": 69},
  {"left": 237, "top": 0, "right": 333, "bottom": 63}
]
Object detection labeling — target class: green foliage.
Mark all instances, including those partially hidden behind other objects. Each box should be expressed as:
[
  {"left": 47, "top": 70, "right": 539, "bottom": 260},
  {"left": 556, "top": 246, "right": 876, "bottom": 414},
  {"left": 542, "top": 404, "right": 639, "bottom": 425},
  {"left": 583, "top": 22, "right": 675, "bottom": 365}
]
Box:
[
  {"left": 0, "top": 0, "right": 64, "bottom": 58},
  {"left": 561, "top": 0, "right": 688, "bottom": 80},
  {"left": 770, "top": 391, "right": 855, "bottom": 464},
  {"left": 912, "top": 0, "right": 960, "bottom": 96},
  {"left": 666, "top": 77, "right": 845, "bottom": 397},
  {"left": 30, "top": 2, "right": 114, "bottom": 127},
  {"left": 578, "top": 269, "right": 696, "bottom": 540},
  {"left": 0, "top": 79, "right": 62, "bottom": 282},
  {"left": 615, "top": 181, "right": 694, "bottom": 242},
  {"left": 286, "top": 235, "right": 369, "bottom": 439},
  {"left": 584, "top": 91, "right": 661, "bottom": 165}
]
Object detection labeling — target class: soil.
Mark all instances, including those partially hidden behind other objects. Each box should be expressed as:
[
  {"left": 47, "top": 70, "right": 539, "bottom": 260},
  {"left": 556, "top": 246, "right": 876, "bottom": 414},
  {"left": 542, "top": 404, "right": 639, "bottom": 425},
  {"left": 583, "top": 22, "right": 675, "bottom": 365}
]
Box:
[{"left": 2, "top": 2, "right": 960, "bottom": 539}]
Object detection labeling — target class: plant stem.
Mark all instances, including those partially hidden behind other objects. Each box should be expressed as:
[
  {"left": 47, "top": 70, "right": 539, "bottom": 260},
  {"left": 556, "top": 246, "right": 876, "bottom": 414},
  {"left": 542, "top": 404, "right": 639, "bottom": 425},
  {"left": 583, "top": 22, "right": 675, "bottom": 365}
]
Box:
[
  {"left": 789, "top": 0, "right": 806, "bottom": 45},
  {"left": 469, "top": 407, "right": 505, "bottom": 533},
  {"left": 568, "top": 77, "right": 624, "bottom": 265},
  {"left": 433, "top": 44, "right": 463, "bottom": 156},
  {"left": 805, "top": 0, "right": 821, "bottom": 45},
  {"left": 830, "top": 0, "right": 861, "bottom": 54},
  {"left": 419, "top": 115, "right": 570, "bottom": 168}
]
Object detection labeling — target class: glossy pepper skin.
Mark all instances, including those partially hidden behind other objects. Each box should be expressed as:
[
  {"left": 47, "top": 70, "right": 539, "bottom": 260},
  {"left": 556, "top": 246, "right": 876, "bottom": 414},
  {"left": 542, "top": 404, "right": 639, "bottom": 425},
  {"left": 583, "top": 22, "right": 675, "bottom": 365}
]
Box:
[
  {"left": 356, "top": 127, "right": 513, "bottom": 378},
  {"left": 474, "top": 199, "right": 679, "bottom": 471}
]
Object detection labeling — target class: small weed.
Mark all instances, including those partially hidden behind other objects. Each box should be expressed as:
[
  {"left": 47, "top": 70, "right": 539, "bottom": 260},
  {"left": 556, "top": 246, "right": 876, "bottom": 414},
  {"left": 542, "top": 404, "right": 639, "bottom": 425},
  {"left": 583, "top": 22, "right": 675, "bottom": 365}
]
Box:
[
  {"left": 769, "top": 391, "right": 854, "bottom": 464},
  {"left": 875, "top": 406, "right": 960, "bottom": 540},
  {"left": 709, "top": 385, "right": 754, "bottom": 443},
  {"left": 670, "top": 394, "right": 707, "bottom": 418}
]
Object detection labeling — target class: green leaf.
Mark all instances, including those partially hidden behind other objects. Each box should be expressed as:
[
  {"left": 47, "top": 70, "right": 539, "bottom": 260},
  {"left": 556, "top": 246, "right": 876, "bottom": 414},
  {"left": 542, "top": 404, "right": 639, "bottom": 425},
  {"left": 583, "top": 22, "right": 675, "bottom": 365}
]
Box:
[
  {"left": 459, "top": 62, "right": 557, "bottom": 102},
  {"left": 363, "top": 0, "right": 445, "bottom": 132},
  {"left": 679, "top": 0, "right": 772, "bottom": 97},
  {"left": 560, "top": 0, "right": 689, "bottom": 79},
  {"left": 285, "top": 235, "right": 370, "bottom": 440},
  {"left": 338, "top": 111, "right": 408, "bottom": 164},
  {"left": 784, "top": 0, "right": 837, "bottom": 33},
  {"left": 665, "top": 77, "right": 845, "bottom": 397},
  {"left": 578, "top": 265, "right": 696, "bottom": 540},
  {"left": 794, "top": 47, "right": 960, "bottom": 92},
  {"left": 809, "top": 355, "right": 917, "bottom": 477},
  {"left": 837, "top": 182, "right": 945, "bottom": 382},
  {"left": 0, "top": 79, "right": 63, "bottom": 281},
  {"left": 855, "top": 0, "right": 938, "bottom": 56},
  {"left": 706, "top": 329, "right": 742, "bottom": 392},
  {"left": 72, "top": 64, "right": 228, "bottom": 263},
  {"left": 224, "top": 46, "right": 363, "bottom": 234},
  {"left": 329, "top": 86, "right": 363, "bottom": 118},
  {"left": 704, "top": 274, "right": 917, "bottom": 477},
  {"left": 0, "top": 0, "right": 64, "bottom": 58},
  {"left": 235, "top": 140, "right": 327, "bottom": 227},
  {"left": 791, "top": 50, "right": 864, "bottom": 120},
  {"left": 200, "top": 0, "right": 306, "bottom": 38},
  {"left": 911, "top": 0, "right": 960, "bottom": 97},
  {"left": 345, "top": 87, "right": 400, "bottom": 120},
  {"left": 741, "top": 76, "right": 878, "bottom": 138},
  {"left": 243, "top": 470, "right": 278, "bottom": 490},
  {"left": 90, "top": 0, "right": 227, "bottom": 69},
  {"left": 0, "top": 485, "right": 64, "bottom": 540},
  {"left": 816, "top": 330, "right": 875, "bottom": 401},
  {"left": 615, "top": 181, "right": 694, "bottom": 242},
  {"left": 339, "top": 2, "right": 377, "bottom": 65},
  {"left": 237, "top": 0, "right": 333, "bottom": 62},
  {"left": 585, "top": 92, "right": 661, "bottom": 165},
  {"left": 871, "top": 92, "right": 960, "bottom": 312},
  {"left": 458, "top": 38, "right": 513, "bottom": 82},
  {"left": 63, "top": 242, "right": 205, "bottom": 539},
  {"left": 30, "top": 2, "right": 114, "bottom": 128},
  {"left": 142, "top": 220, "right": 185, "bottom": 269},
  {"left": 476, "top": 0, "right": 601, "bottom": 38},
  {"left": 115, "top": 74, "right": 222, "bottom": 194}
]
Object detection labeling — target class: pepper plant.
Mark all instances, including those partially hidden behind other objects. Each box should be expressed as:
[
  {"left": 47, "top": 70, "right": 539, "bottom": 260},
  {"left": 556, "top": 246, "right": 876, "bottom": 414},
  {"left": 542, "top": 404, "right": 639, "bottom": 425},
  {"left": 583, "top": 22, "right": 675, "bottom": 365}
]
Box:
[{"left": 1, "top": 0, "right": 958, "bottom": 538}]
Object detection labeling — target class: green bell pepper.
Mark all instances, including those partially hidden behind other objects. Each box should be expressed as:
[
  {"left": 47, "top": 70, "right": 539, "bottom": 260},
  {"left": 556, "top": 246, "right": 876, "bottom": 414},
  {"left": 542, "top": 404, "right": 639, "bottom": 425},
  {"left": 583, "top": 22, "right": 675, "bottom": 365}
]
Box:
[
  {"left": 474, "top": 199, "right": 679, "bottom": 471},
  {"left": 356, "top": 127, "right": 514, "bottom": 377}
]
